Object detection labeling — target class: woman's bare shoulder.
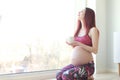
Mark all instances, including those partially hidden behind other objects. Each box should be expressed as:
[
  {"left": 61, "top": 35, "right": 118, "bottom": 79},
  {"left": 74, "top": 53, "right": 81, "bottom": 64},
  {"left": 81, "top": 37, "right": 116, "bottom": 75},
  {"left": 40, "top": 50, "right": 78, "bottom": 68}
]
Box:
[
  {"left": 89, "top": 27, "right": 99, "bottom": 37},
  {"left": 90, "top": 27, "right": 99, "bottom": 34}
]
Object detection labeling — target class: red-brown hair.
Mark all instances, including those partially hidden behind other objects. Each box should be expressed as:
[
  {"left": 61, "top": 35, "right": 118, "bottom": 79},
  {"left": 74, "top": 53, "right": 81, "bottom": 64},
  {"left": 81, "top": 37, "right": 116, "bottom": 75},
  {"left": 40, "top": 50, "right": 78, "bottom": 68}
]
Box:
[{"left": 74, "top": 7, "right": 96, "bottom": 37}]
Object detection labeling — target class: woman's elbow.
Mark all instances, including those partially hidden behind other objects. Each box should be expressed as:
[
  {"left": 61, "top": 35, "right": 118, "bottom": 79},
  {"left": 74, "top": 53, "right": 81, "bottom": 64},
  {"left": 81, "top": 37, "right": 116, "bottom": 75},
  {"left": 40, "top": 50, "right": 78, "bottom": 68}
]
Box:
[
  {"left": 92, "top": 48, "right": 98, "bottom": 54},
  {"left": 93, "top": 51, "right": 98, "bottom": 54}
]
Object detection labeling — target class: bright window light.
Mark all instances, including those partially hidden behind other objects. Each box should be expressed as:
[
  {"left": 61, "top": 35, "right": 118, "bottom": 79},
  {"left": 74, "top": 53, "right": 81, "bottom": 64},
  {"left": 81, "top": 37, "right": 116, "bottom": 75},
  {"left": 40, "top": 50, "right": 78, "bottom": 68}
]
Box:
[{"left": 0, "top": 0, "right": 75, "bottom": 74}]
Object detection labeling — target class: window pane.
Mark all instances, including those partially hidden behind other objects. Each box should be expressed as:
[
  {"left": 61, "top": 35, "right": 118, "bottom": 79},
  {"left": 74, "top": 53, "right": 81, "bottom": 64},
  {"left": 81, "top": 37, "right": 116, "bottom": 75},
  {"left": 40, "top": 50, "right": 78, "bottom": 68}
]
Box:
[{"left": 0, "top": 0, "right": 86, "bottom": 74}]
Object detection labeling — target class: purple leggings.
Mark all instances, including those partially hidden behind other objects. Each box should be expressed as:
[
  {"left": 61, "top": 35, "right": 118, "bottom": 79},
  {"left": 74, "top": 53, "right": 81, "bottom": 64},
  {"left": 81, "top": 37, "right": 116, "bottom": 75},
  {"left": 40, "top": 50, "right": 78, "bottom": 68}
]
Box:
[{"left": 56, "top": 62, "right": 94, "bottom": 80}]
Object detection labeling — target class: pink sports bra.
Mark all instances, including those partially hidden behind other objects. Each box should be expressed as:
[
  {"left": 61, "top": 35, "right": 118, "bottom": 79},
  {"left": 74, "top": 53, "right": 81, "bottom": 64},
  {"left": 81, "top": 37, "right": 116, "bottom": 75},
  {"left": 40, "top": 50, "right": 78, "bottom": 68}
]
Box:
[{"left": 75, "top": 34, "right": 92, "bottom": 46}]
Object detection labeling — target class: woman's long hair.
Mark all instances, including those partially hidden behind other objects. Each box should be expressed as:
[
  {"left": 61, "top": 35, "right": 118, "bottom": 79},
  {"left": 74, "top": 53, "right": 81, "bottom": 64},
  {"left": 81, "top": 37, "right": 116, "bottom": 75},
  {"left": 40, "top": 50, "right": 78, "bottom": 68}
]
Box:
[{"left": 74, "top": 7, "right": 96, "bottom": 37}]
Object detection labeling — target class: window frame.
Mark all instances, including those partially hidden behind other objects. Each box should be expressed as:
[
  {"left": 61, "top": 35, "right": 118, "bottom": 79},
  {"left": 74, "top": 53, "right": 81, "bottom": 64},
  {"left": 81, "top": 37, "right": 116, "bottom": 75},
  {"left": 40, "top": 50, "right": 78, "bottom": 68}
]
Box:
[
  {"left": 0, "top": 69, "right": 59, "bottom": 80},
  {"left": 0, "top": 0, "right": 96, "bottom": 79}
]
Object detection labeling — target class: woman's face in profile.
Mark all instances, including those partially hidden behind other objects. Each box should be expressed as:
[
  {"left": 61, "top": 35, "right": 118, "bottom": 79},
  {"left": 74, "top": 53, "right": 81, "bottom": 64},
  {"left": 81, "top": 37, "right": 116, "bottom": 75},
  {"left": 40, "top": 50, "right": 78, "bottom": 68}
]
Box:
[{"left": 78, "top": 9, "right": 86, "bottom": 20}]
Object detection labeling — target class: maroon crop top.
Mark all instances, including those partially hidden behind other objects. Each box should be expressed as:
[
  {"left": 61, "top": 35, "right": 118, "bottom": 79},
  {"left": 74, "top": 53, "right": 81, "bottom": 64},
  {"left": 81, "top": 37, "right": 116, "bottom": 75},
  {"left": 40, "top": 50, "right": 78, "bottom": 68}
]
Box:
[{"left": 75, "top": 34, "right": 92, "bottom": 46}]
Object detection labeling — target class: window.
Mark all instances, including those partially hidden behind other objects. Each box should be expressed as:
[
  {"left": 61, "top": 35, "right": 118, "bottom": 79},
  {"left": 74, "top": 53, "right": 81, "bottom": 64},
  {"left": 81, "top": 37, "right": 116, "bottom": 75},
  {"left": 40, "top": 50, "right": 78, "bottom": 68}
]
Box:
[{"left": 0, "top": 0, "right": 95, "bottom": 75}]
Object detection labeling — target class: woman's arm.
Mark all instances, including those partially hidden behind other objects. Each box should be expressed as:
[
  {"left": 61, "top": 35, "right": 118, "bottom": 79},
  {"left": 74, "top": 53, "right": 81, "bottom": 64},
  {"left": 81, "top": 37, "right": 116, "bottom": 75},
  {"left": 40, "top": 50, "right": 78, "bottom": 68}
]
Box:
[{"left": 78, "top": 27, "right": 99, "bottom": 54}]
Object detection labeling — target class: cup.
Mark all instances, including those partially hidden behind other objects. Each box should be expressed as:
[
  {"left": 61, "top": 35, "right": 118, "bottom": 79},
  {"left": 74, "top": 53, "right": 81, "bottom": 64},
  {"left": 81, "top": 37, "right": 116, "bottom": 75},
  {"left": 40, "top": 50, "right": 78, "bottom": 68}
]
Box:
[{"left": 66, "top": 37, "right": 74, "bottom": 44}]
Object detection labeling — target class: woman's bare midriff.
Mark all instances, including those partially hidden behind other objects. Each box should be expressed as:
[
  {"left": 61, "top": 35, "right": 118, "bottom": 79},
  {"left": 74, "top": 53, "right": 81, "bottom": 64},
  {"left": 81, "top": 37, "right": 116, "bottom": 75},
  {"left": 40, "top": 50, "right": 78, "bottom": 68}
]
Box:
[{"left": 71, "top": 46, "right": 93, "bottom": 66}]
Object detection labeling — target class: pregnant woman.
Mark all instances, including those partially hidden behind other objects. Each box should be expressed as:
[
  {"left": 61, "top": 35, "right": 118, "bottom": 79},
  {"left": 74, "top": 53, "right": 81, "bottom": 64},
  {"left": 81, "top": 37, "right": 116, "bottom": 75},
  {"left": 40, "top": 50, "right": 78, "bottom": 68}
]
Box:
[{"left": 56, "top": 7, "right": 99, "bottom": 80}]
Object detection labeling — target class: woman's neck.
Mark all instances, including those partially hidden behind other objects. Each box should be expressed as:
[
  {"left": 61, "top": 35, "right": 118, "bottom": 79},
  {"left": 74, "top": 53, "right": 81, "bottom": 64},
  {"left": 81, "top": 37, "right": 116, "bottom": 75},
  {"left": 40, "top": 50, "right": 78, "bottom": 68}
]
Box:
[
  {"left": 80, "top": 20, "right": 86, "bottom": 30},
  {"left": 78, "top": 20, "right": 87, "bottom": 36}
]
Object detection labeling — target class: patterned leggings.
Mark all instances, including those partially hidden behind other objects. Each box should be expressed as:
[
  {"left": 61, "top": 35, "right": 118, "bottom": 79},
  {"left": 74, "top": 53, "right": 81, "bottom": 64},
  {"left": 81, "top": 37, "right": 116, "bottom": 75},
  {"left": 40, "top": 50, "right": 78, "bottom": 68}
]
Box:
[{"left": 56, "top": 62, "right": 94, "bottom": 80}]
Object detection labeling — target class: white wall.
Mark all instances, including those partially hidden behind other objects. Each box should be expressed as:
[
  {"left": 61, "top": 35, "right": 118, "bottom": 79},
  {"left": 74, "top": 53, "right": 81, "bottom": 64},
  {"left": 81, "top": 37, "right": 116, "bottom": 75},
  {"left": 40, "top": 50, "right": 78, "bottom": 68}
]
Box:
[
  {"left": 96, "top": 0, "right": 107, "bottom": 73},
  {"left": 96, "top": 0, "right": 120, "bottom": 73},
  {"left": 106, "top": 0, "right": 120, "bottom": 72}
]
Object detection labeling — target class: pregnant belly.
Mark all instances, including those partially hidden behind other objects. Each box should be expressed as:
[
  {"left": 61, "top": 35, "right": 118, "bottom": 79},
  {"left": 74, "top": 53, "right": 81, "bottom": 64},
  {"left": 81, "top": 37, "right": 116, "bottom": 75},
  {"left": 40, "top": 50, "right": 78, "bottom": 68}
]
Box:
[{"left": 71, "top": 46, "right": 93, "bottom": 65}]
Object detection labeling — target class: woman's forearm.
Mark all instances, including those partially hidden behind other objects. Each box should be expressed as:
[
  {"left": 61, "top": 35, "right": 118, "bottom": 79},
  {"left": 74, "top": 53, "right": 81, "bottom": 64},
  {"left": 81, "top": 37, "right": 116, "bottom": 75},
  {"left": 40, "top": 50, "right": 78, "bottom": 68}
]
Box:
[{"left": 78, "top": 42, "right": 98, "bottom": 54}]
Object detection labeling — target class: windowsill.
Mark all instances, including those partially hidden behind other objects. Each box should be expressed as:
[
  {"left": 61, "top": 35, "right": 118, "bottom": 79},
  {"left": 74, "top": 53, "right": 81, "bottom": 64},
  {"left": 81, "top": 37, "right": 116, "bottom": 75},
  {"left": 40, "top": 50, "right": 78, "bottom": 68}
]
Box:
[{"left": 0, "top": 69, "right": 59, "bottom": 80}]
